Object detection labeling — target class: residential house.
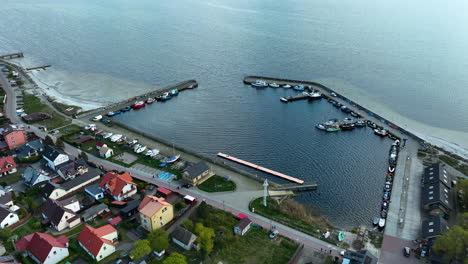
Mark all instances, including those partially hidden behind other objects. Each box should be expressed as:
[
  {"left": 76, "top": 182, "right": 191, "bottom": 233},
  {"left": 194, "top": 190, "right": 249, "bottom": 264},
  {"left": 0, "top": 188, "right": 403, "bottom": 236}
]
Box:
[
  {"left": 99, "top": 172, "right": 137, "bottom": 201},
  {"left": 78, "top": 225, "right": 118, "bottom": 262},
  {"left": 183, "top": 161, "right": 212, "bottom": 186},
  {"left": 342, "top": 250, "right": 378, "bottom": 264},
  {"left": 85, "top": 184, "right": 104, "bottom": 200},
  {"left": 71, "top": 135, "right": 94, "bottom": 146},
  {"left": 0, "top": 157, "right": 16, "bottom": 176},
  {"left": 22, "top": 113, "right": 52, "bottom": 123},
  {"left": 16, "top": 232, "right": 69, "bottom": 264},
  {"left": 96, "top": 142, "right": 106, "bottom": 150},
  {"left": 82, "top": 203, "right": 109, "bottom": 222},
  {"left": 0, "top": 124, "right": 26, "bottom": 150},
  {"left": 138, "top": 195, "right": 173, "bottom": 232},
  {"left": 42, "top": 146, "right": 69, "bottom": 171},
  {"left": 423, "top": 163, "right": 452, "bottom": 188},
  {"left": 22, "top": 167, "right": 50, "bottom": 187},
  {"left": 422, "top": 216, "right": 450, "bottom": 240},
  {"left": 120, "top": 199, "right": 141, "bottom": 218},
  {"left": 0, "top": 193, "right": 14, "bottom": 209},
  {"left": 57, "top": 159, "right": 89, "bottom": 180},
  {"left": 99, "top": 146, "right": 113, "bottom": 159},
  {"left": 422, "top": 182, "right": 452, "bottom": 216},
  {"left": 234, "top": 217, "right": 252, "bottom": 236},
  {"left": 0, "top": 204, "right": 19, "bottom": 228},
  {"left": 16, "top": 139, "right": 45, "bottom": 160},
  {"left": 172, "top": 227, "right": 197, "bottom": 251},
  {"left": 41, "top": 196, "right": 81, "bottom": 232},
  {"left": 42, "top": 168, "right": 101, "bottom": 200}
]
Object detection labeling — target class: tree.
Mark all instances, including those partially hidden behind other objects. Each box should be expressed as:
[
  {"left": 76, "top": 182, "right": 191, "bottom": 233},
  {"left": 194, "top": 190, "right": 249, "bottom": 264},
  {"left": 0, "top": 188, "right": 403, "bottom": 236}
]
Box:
[
  {"left": 163, "top": 252, "right": 187, "bottom": 264},
  {"left": 44, "top": 135, "right": 54, "bottom": 146},
  {"left": 130, "top": 239, "right": 151, "bottom": 259},
  {"left": 55, "top": 138, "right": 65, "bottom": 150},
  {"left": 0, "top": 228, "right": 12, "bottom": 241},
  {"left": 433, "top": 224, "right": 468, "bottom": 263},
  {"left": 197, "top": 201, "right": 209, "bottom": 218},
  {"left": 79, "top": 151, "right": 89, "bottom": 161},
  {"left": 181, "top": 219, "right": 194, "bottom": 232},
  {"left": 195, "top": 223, "right": 215, "bottom": 257},
  {"left": 148, "top": 229, "right": 169, "bottom": 253},
  {"left": 458, "top": 179, "right": 468, "bottom": 208}
]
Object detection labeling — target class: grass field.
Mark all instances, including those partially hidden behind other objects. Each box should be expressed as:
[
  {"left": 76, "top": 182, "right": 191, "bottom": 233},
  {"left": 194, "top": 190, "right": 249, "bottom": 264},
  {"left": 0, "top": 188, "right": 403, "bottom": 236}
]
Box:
[
  {"left": 23, "top": 93, "right": 71, "bottom": 129},
  {"left": 197, "top": 175, "right": 236, "bottom": 192}
]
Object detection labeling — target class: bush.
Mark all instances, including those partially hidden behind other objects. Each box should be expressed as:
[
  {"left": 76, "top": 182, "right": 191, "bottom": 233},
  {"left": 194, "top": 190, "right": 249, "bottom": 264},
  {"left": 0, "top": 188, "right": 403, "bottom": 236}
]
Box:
[
  {"left": 175, "top": 201, "right": 186, "bottom": 211},
  {"left": 19, "top": 207, "right": 29, "bottom": 218},
  {"left": 20, "top": 156, "right": 41, "bottom": 163},
  {"left": 98, "top": 198, "right": 110, "bottom": 205}
]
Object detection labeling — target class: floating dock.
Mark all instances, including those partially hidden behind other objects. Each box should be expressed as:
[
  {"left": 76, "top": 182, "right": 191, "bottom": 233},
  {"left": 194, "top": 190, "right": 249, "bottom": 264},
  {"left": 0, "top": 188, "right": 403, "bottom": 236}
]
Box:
[
  {"left": 26, "top": 65, "right": 51, "bottom": 71},
  {"left": 0, "top": 52, "right": 24, "bottom": 59},
  {"left": 217, "top": 152, "right": 304, "bottom": 184},
  {"left": 270, "top": 182, "right": 317, "bottom": 192}
]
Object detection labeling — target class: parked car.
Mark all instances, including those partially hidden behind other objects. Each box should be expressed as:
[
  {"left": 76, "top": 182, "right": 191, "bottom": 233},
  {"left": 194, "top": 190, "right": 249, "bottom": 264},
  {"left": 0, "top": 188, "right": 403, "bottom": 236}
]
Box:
[
  {"left": 403, "top": 247, "right": 411, "bottom": 257},
  {"left": 269, "top": 230, "right": 279, "bottom": 239}
]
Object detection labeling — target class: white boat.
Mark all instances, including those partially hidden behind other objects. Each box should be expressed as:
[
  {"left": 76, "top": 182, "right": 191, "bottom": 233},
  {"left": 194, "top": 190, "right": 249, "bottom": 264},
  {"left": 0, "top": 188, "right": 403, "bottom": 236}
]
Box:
[
  {"left": 280, "top": 97, "right": 288, "bottom": 103},
  {"left": 309, "top": 92, "right": 322, "bottom": 98},
  {"left": 146, "top": 149, "right": 160, "bottom": 157},
  {"left": 102, "top": 133, "right": 113, "bottom": 139},
  {"left": 147, "top": 97, "right": 155, "bottom": 104},
  {"left": 269, "top": 83, "right": 280, "bottom": 88},
  {"left": 282, "top": 84, "right": 292, "bottom": 89},
  {"left": 167, "top": 154, "right": 180, "bottom": 163},
  {"left": 92, "top": 115, "right": 103, "bottom": 121},
  {"left": 378, "top": 218, "right": 386, "bottom": 228},
  {"left": 133, "top": 144, "right": 141, "bottom": 151},
  {"left": 388, "top": 166, "right": 395, "bottom": 173},
  {"left": 251, "top": 80, "right": 268, "bottom": 87},
  {"left": 135, "top": 145, "right": 147, "bottom": 153},
  {"left": 110, "top": 134, "right": 122, "bottom": 142}
]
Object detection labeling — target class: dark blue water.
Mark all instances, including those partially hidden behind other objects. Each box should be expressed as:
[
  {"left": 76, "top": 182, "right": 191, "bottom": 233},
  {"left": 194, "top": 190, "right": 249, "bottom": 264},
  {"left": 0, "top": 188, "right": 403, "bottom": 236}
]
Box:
[{"left": 1, "top": 0, "right": 468, "bottom": 227}]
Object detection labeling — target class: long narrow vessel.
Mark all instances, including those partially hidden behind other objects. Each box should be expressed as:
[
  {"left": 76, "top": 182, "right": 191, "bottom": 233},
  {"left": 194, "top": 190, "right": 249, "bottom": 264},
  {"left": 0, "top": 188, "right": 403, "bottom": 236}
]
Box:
[
  {"left": 166, "top": 154, "right": 180, "bottom": 163},
  {"left": 280, "top": 97, "right": 288, "bottom": 103},
  {"left": 120, "top": 106, "right": 132, "bottom": 112}
]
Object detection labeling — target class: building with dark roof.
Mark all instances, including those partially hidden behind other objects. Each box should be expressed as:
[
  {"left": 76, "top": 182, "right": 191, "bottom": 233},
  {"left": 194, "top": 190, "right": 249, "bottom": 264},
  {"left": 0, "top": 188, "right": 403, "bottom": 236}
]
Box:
[
  {"left": 423, "top": 163, "right": 452, "bottom": 188},
  {"left": 57, "top": 159, "right": 89, "bottom": 180},
  {"left": 16, "top": 232, "right": 69, "bottom": 264},
  {"left": 42, "top": 168, "right": 101, "bottom": 200},
  {"left": 0, "top": 204, "right": 19, "bottom": 228},
  {"left": 422, "top": 216, "right": 449, "bottom": 239},
  {"left": 172, "top": 227, "right": 197, "bottom": 251},
  {"left": 22, "top": 112, "right": 52, "bottom": 123},
  {"left": 22, "top": 167, "right": 50, "bottom": 187},
  {"left": 16, "top": 139, "right": 45, "bottom": 159},
  {"left": 342, "top": 250, "right": 378, "bottom": 264},
  {"left": 422, "top": 182, "right": 452, "bottom": 216},
  {"left": 42, "top": 146, "right": 69, "bottom": 171},
  {"left": 82, "top": 203, "right": 109, "bottom": 222},
  {"left": 120, "top": 199, "right": 141, "bottom": 218},
  {"left": 41, "top": 196, "right": 81, "bottom": 232},
  {"left": 183, "top": 161, "right": 212, "bottom": 186},
  {"left": 234, "top": 217, "right": 252, "bottom": 236}
]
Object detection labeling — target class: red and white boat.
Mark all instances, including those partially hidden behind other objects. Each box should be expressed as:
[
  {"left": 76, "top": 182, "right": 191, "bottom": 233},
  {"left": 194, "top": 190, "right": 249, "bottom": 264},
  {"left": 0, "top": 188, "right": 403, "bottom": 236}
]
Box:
[
  {"left": 132, "top": 101, "right": 145, "bottom": 109},
  {"left": 374, "top": 128, "right": 387, "bottom": 137}
]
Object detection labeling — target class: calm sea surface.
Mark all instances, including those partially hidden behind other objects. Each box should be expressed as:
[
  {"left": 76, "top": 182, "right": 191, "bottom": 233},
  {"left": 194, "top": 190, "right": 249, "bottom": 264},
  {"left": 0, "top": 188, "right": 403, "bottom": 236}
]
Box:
[{"left": 1, "top": 0, "right": 468, "bottom": 228}]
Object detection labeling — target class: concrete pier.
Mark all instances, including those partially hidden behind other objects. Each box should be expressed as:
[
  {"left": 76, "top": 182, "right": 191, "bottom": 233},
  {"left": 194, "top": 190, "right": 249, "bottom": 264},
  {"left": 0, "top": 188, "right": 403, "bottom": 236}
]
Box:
[
  {"left": 0, "top": 52, "right": 24, "bottom": 59},
  {"left": 26, "top": 65, "right": 52, "bottom": 71}
]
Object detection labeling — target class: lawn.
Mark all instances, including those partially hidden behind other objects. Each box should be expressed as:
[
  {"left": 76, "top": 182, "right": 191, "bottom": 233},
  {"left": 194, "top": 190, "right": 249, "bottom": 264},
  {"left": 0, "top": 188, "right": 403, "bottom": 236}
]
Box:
[
  {"left": 22, "top": 93, "right": 71, "bottom": 129},
  {"left": 197, "top": 175, "right": 236, "bottom": 192},
  {"left": 0, "top": 167, "right": 24, "bottom": 185},
  {"left": 249, "top": 197, "right": 338, "bottom": 245},
  {"left": 175, "top": 202, "right": 298, "bottom": 264}
]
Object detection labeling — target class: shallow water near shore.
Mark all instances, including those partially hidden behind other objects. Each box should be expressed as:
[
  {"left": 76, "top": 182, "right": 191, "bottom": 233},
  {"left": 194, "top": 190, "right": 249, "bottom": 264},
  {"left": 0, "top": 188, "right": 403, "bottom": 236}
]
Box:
[{"left": 1, "top": 0, "right": 468, "bottom": 227}]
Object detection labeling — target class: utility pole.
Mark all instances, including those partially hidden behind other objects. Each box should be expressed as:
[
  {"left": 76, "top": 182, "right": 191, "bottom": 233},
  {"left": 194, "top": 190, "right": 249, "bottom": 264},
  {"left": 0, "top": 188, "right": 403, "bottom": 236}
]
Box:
[{"left": 263, "top": 179, "right": 269, "bottom": 207}]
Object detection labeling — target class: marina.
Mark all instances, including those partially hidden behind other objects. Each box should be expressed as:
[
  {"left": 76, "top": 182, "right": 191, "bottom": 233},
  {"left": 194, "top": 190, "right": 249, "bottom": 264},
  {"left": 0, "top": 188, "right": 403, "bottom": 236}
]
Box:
[{"left": 217, "top": 152, "right": 305, "bottom": 184}]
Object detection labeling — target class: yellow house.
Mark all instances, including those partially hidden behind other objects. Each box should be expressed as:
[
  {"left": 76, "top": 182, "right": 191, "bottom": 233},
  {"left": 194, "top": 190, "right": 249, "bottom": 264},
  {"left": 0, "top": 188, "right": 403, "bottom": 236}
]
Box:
[
  {"left": 138, "top": 195, "right": 173, "bottom": 232},
  {"left": 183, "top": 161, "right": 212, "bottom": 186}
]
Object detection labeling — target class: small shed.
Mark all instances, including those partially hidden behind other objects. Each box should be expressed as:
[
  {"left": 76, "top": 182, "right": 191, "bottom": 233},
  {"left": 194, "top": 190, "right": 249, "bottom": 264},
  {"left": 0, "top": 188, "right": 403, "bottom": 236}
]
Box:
[
  {"left": 234, "top": 217, "right": 252, "bottom": 236},
  {"left": 108, "top": 216, "right": 122, "bottom": 226},
  {"left": 156, "top": 187, "right": 172, "bottom": 198},
  {"left": 85, "top": 184, "right": 104, "bottom": 200},
  {"left": 119, "top": 199, "right": 141, "bottom": 218},
  {"left": 183, "top": 195, "right": 196, "bottom": 205},
  {"left": 172, "top": 227, "right": 197, "bottom": 251},
  {"left": 99, "top": 146, "right": 114, "bottom": 159},
  {"left": 96, "top": 142, "right": 106, "bottom": 150},
  {"left": 82, "top": 203, "right": 109, "bottom": 222}
]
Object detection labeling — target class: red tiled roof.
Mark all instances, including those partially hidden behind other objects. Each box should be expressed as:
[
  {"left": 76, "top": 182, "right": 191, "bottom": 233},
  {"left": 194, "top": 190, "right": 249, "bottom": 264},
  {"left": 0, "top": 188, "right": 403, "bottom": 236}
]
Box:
[
  {"left": 157, "top": 187, "right": 172, "bottom": 196},
  {"left": 0, "top": 156, "right": 16, "bottom": 174},
  {"left": 78, "top": 225, "right": 117, "bottom": 257},
  {"left": 99, "top": 172, "right": 136, "bottom": 198},
  {"left": 138, "top": 195, "right": 171, "bottom": 218},
  {"left": 96, "top": 141, "right": 105, "bottom": 147},
  {"left": 111, "top": 201, "right": 126, "bottom": 205},
  {"left": 16, "top": 232, "right": 68, "bottom": 263},
  {"left": 108, "top": 216, "right": 122, "bottom": 226}
]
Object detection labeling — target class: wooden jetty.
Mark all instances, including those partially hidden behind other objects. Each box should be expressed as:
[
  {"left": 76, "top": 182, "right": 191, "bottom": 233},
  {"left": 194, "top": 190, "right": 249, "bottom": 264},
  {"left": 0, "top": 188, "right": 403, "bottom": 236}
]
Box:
[
  {"left": 217, "top": 152, "right": 304, "bottom": 184},
  {"left": 0, "top": 52, "right": 24, "bottom": 59},
  {"left": 26, "top": 65, "right": 51, "bottom": 71},
  {"left": 270, "top": 182, "right": 317, "bottom": 192}
]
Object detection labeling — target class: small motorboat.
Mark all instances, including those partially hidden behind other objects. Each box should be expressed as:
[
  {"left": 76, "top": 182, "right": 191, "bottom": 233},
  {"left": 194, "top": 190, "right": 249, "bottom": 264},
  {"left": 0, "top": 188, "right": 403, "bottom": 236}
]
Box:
[
  {"left": 120, "top": 106, "right": 132, "bottom": 112},
  {"left": 383, "top": 193, "right": 390, "bottom": 201},
  {"left": 251, "top": 80, "right": 268, "bottom": 87},
  {"left": 132, "top": 101, "right": 145, "bottom": 109},
  {"left": 355, "top": 120, "right": 366, "bottom": 127},
  {"left": 146, "top": 149, "right": 160, "bottom": 157},
  {"left": 374, "top": 129, "right": 388, "bottom": 137},
  {"left": 102, "top": 133, "right": 113, "bottom": 139},
  {"left": 135, "top": 145, "right": 147, "bottom": 154},
  {"left": 110, "top": 134, "right": 123, "bottom": 142},
  {"left": 129, "top": 139, "right": 138, "bottom": 146},
  {"left": 378, "top": 218, "right": 386, "bottom": 228},
  {"left": 309, "top": 92, "right": 322, "bottom": 99},
  {"left": 269, "top": 83, "right": 280, "bottom": 88},
  {"left": 372, "top": 217, "right": 380, "bottom": 226},
  {"left": 169, "top": 89, "right": 179, "bottom": 96},
  {"left": 388, "top": 166, "right": 395, "bottom": 173},
  {"left": 280, "top": 97, "right": 288, "bottom": 103},
  {"left": 384, "top": 184, "right": 392, "bottom": 192},
  {"left": 338, "top": 232, "right": 345, "bottom": 242},
  {"left": 340, "top": 123, "right": 355, "bottom": 130},
  {"left": 293, "top": 85, "right": 305, "bottom": 91},
  {"left": 159, "top": 162, "right": 168, "bottom": 167},
  {"left": 155, "top": 94, "right": 163, "bottom": 101},
  {"left": 322, "top": 231, "right": 330, "bottom": 239},
  {"left": 381, "top": 210, "right": 388, "bottom": 219},
  {"left": 381, "top": 201, "right": 388, "bottom": 209},
  {"left": 161, "top": 92, "right": 172, "bottom": 101},
  {"left": 340, "top": 106, "right": 351, "bottom": 113},
  {"left": 343, "top": 117, "right": 353, "bottom": 122},
  {"left": 326, "top": 126, "right": 341, "bottom": 132},
  {"left": 350, "top": 112, "right": 359, "bottom": 117},
  {"left": 316, "top": 124, "right": 326, "bottom": 130},
  {"left": 330, "top": 92, "right": 337, "bottom": 97},
  {"left": 282, "top": 84, "right": 292, "bottom": 89},
  {"left": 167, "top": 154, "right": 180, "bottom": 163},
  {"left": 107, "top": 111, "right": 121, "bottom": 117},
  {"left": 133, "top": 144, "right": 141, "bottom": 151},
  {"left": 146, "top": 97, "right": 156, "bottom": 104}
]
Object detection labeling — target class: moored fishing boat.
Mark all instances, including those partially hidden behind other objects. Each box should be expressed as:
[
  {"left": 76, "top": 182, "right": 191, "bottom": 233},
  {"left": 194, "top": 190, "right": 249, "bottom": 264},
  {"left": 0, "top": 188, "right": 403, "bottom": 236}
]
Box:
[
  {"left": 378, "top": 218, "right": 386, "bottom": 228},
  {"left": 293, "top": 85, "right": 305, "bottom": 91},
  {"left": 167, "top": 154, "right": 180, "bottom": 163},
  {"left": 282, "top": 84, "right": 292, "bottom": 89},
  {"left": 169, "top": 89, "right": 179, "bottom": 96},
  {"left": 316, "top": 124, "right": 326, "bottom": 130},
  {"left": 132, "top": 101, "right": 145, "bottom": 109},
  {"left": 326, "top": 126, "right": 341, "bottom": 132},
  {"left": 350, "top": 112, "right": 359, "bottom": 117},
  {"left": 340, "top": 123, "right": 355, "bottom": 130},
  {"left": 251, "top": 80, "right": 268, "bottom": 87},
  {"left": 120, "top": 106, "right": 132, "bottom": 112},
  {"left": 161, "top": 92, "right": 172, "bottom": 101},
  {"left": 147, "top": 97, "right": 156, "bottom": 104},
  {"left": 135, "top": 145, "right": 147, "bottom": 153},
  {"left": 355, "top": 120, "right": 366, "bottom": 127},
  {"left": 107, "top": 110, "right": 121, "bottom": 117},
  {"left": 269, "top": 83, "right": 280, "bottom": 88},
  {"left": 110, "top": 134, "right": 122, "bottom": 142},
  {"left": 374, "top": 128, "right": 387, "bottom": 137},
  {"left": 308, "top": 91, "right": 322, "bottom": 99},
  {"left": 102, "top": 133, "right": 113, "bottom": 139},
  {"left": 280, "top": 97, "right": 288, "bottom": 103},
  {"left": 372, "top": 217, "right": 380, "bottom": 226}
]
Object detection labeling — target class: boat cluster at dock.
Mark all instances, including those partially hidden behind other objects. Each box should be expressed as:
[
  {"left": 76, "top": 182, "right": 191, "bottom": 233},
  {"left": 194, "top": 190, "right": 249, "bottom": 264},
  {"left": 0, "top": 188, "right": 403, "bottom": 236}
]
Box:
[
  {"left": 373, "top": 139, "right": 401, "bottom": 229},
  {"left": 250, "top": 80, "right": 322, "bottom": 102},
  {"left": 84, "top": 124, "right": 181, "bottom": 166},
  {"left": 96, "top": 85, "right": 197, "bottom": 118}
]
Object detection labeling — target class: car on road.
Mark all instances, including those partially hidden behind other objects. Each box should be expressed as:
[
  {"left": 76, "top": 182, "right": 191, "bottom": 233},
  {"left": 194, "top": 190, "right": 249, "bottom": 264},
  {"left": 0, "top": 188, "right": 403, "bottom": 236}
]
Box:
[
  {"left": 269, "top": 230, "right": 279, "bottom": 239},
  {"left": 181, "top": 184, "right": 191, "bottom": 189},
  {"left": 403, "top": 247, "right": 411, "bottom": 257},
  {"left": 50, "top": 130, "right": 59, "bottom": 135}
]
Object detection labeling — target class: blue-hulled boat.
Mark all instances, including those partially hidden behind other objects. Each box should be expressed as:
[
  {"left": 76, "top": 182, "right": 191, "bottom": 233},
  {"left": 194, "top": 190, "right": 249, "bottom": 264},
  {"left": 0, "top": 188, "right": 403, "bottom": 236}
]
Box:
[
  {"left": 159, "top": 162, "right": 167, "bottom": 167},
  {"left": 169, "top": 89, "right": 179, "bottom": 96},
  {"left": 293, "top": 85, "right": 305, "bottom": 91},
  {"left": 161, "top": 92, "right": 172, "bottom": 101},
  {"left": 107, "top": 111, "right": 121, "bottom": 117},
  {"left": 167, "top": 154, "right": 180, "bottom": 163},
  {"left": 120, "top": 106, "right": 131, "bottom": 112}
]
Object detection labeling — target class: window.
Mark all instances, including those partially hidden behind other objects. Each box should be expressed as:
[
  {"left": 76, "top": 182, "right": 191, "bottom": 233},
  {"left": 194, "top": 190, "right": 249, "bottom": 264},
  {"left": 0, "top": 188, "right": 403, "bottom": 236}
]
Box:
[
  {"left": 53, "top": 251, "right": 57, "bottom": 255},
  {"left": 429, "top": 196, "right": 433, "bottom": 200},
  {"left": 429, "top": 229, "right": 434, "bottom": 233},
  {"left": 429, "top": 186, "right": 434, "bottom": 189},
  {"left": 428, "top": 191, "right": 433, "bottom": 195},
  {"left": 428, "top": 222, "right": 434, "bottom": 226},
  {"left": 104, "top": 246, "right": 106, "bottom": 250},
  {"left": 160, "top": 216, "right": 162, "bottom": 220},
  {"left": 162, "top": 207, "right": 167, "bottom": 213},
  {"left": 99, "top": 255, "right": 102, "bottom": 259}
]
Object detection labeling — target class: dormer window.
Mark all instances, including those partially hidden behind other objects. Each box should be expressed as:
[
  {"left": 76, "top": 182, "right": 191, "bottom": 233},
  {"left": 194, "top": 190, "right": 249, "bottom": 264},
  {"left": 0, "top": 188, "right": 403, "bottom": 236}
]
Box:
[
  {"left": 429, "top": 222, "right": 434, "bottom": 226},
  {"left": 429, "top": 229, "right": 434, "bottom": 233}
]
